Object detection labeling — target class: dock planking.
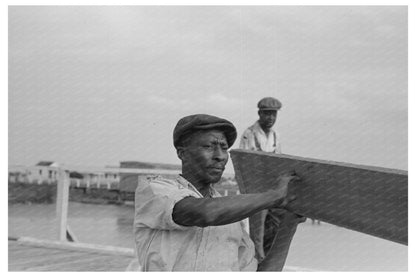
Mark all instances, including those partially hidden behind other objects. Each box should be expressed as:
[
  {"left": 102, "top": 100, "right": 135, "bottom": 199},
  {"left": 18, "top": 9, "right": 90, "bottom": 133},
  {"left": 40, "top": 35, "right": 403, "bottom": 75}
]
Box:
[{"left": 8, "top": 240, "right": 135, "bottom": 271}]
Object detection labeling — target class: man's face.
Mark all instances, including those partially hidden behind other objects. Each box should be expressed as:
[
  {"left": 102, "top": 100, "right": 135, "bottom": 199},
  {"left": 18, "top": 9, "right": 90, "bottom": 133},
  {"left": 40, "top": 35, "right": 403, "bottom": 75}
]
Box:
[
  {"left": 258, "top": 110, "right": 277, "bottom": 130},
  {"left": 180, "top": 129, "right": 229, "bottom": 185}
]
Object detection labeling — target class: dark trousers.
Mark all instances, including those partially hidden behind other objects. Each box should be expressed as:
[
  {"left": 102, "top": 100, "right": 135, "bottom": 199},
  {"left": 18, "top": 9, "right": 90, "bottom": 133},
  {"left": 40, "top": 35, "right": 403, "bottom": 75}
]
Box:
[{"left": 249, "top": 209, "right": 301, "bottom": 271}]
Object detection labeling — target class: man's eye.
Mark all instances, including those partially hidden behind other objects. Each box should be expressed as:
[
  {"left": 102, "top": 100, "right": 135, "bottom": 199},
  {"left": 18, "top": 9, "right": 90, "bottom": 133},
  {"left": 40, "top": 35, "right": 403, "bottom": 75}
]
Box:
[{"left": 221, "top": 145, "right": 228, "bottom": 150}]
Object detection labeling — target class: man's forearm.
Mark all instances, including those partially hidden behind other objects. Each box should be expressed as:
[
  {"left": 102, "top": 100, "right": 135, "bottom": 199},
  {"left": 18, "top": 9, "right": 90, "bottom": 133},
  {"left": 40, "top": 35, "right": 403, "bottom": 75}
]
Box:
[{"left": 173, "top": 191, "right": 285, "bottom": 227}]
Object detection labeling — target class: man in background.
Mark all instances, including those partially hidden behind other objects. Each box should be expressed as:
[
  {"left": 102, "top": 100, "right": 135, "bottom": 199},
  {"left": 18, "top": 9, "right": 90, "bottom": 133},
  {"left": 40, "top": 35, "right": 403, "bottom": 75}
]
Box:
[
  {"left": 240, "top": 97, "right": 282, "bottom": 154},
  {"left": 240, "top": 97, "right": 304, "bottom": 271}
]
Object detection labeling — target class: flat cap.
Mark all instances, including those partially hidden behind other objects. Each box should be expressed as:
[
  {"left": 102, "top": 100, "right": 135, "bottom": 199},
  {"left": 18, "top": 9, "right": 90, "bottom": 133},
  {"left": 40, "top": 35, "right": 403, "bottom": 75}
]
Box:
[
  {"left": 257, "top": 97, "right": 282, "bottom": 110},
  {"left": 173, "top": 114, "right": 237, "bottom": 149}
]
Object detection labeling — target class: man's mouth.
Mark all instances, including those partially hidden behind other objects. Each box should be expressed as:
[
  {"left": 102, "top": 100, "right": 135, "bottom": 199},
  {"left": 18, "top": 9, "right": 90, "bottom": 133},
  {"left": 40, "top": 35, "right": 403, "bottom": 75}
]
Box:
[{"left": 208, "top": 166, "right": 224, "bottom": 172}]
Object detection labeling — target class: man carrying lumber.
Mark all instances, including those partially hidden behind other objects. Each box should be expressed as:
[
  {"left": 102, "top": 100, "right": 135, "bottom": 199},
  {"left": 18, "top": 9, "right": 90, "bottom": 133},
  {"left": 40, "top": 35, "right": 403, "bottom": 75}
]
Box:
[
  {"left": 133, "top": 114, "right": 300, "bottom": 271},
  {"left": 240, "top": 97, "right": 305, "bottom": 271}
]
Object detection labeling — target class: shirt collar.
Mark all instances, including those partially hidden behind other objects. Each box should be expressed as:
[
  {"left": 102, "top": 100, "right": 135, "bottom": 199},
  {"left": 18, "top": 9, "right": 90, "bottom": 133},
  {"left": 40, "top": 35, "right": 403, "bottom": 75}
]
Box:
[
  {"left": 176, "top": 175, "right": 219, "bottom": 198},
  {"left": 254, "top": 120, "right": 274, "bottom": 137}
]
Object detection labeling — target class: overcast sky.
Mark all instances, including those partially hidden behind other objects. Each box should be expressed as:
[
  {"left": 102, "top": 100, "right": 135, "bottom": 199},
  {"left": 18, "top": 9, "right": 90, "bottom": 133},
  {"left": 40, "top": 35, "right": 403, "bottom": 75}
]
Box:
[{"left": 8, "top": 6, "right": 407, "bottom": 172}]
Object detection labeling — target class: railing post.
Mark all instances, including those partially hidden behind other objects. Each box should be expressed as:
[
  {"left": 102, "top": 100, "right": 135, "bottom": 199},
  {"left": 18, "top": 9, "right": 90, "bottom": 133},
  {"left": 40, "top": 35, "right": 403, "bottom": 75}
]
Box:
[{"left": 56, "top": 168, "right": 70, "bottom": 241}]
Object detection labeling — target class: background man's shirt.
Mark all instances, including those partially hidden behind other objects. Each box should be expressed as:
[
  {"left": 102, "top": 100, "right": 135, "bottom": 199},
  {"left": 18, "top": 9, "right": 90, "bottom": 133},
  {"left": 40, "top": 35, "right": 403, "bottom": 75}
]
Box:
[
  {"left": 134, "top": 175, "right": 257, "bottom": 271},
  {"left": 239, "top": 121, "right": 282, "bottom": 154}
]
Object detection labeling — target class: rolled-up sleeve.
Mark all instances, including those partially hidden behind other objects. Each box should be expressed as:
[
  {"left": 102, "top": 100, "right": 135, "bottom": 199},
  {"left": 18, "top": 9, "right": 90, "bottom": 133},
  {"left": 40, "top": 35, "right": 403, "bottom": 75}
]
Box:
[
  {"left": 134, "top": 178, "right": 197, "bottom": 230},
  {"left": 239, "top": 129, "right": 255, "bottom": 150}
]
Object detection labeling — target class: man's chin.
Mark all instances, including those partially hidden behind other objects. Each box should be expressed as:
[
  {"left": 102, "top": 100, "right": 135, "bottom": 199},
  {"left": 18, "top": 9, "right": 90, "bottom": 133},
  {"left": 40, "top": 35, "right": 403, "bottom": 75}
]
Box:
[{"left": 207, "top": 172, "right": 223, "bottom": 184}]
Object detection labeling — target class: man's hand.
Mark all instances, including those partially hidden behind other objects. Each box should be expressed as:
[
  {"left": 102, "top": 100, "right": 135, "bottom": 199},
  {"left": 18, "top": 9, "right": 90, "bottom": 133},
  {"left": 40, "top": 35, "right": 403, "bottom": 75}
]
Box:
[{"left": 270, "top": 170, "right": 300, "bottom": 208}]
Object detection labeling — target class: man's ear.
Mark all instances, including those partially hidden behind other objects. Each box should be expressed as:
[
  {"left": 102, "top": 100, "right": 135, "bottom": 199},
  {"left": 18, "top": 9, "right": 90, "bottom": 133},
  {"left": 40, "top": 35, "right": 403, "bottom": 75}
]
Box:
[{"left": 176, "top": 147, "right": 186, "bottom": 161}]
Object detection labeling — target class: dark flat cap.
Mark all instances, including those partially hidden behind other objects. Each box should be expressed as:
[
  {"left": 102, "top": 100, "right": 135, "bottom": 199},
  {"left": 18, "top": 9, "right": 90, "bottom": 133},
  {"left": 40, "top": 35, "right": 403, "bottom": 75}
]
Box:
[
  {"left": 258, "top": 97, "right": 282, "bottom": 110},
  {"left": 173, "top": 114, "right": 237, "bottom": 149}
]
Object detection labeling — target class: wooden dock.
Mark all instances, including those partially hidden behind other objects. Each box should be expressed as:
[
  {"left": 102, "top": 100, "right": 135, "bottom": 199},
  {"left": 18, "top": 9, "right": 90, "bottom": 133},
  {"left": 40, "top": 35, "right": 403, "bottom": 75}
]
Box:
[
  {"left": 8, "top": 237, "right": 136, "bottom": 271},
  {"left": 9, "top": 238, "right": 308, "bottom": 272}
]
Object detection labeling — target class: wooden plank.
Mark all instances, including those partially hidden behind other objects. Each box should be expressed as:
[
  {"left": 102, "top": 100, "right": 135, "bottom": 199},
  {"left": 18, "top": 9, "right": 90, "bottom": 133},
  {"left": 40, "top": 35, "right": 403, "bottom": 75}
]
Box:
[
  {"left": 10, "top": 250, "right": 83, "bottom": 268},
  {"left": 230, "top": 149, "right": 408, "bottom": 245},
  {"left": 8, "top": 241, "right": 134, "bottom": 272},
  {"left": 42, "top": 254, "right": 132, "bottom": 271},
  {"left": 23, "top": 252, "right": 111, "bottom": 271},
  {"left": 9, "top": 246, "right": 64, "bottom": 260},
  {"left": 8, "top": 242, "right": 87, "bottom": 262},
  {"left": 8, "top": 244, "right": 35, "bottom": 254},
  {"left": 10, "top": 249, "right": 92, "bottom": 270}
]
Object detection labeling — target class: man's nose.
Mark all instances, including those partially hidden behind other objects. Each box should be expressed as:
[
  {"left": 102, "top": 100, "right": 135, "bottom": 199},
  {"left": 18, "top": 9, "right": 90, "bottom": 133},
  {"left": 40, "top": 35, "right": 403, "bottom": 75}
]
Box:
[{"left": 213, "top": 146, "right": 228, "bottom": 161}]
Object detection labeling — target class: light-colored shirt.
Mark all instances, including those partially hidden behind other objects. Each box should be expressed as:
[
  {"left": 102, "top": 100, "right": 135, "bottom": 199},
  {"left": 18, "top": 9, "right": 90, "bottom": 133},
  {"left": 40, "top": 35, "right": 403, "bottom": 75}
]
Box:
[
  {"left": 239, "top": 121, "right": 282, "bottom": 154},
  {"left": 133, "top": 175, "right": 257, "bottom": 271}
]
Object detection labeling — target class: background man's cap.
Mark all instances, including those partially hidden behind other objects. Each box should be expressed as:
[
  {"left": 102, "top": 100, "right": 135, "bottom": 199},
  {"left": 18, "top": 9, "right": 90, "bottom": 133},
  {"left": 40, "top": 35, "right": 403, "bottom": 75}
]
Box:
[
  {"left": 257, "top": 97, "right": 282, "bottom": 110},
  {"left": 173, "top": 114, "right": 237, "bottom": 149}
]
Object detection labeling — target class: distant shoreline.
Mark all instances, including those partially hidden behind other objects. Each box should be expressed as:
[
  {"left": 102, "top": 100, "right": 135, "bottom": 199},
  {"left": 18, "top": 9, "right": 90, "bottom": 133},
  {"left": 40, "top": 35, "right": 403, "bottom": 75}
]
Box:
[
  {"left": 8, "top": 178, "right": 239, "bottom": 205},
  {"left": 8, "top": 182, "right": 130, "bottom": 205}
]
